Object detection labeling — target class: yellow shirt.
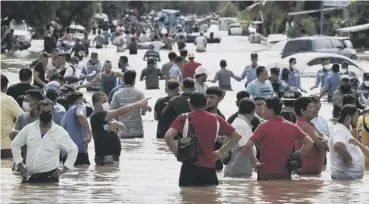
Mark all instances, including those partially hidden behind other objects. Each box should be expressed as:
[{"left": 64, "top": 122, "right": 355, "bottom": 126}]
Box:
[
  {"left": 356, "top": 113, "right": 369, "bottom": 169},
  {"left": 1, "top": 92, "right": 23, "bottom": 149}
]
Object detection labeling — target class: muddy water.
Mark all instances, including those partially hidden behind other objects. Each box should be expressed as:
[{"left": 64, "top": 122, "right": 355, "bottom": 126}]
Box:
[{"left": 1, "top": 32, "right": 369, "bottom": 203}]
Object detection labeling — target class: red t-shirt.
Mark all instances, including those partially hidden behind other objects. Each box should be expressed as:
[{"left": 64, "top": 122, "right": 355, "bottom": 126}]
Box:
[
  {"left": 182, "top": 61, "right": 201, "bottom": 78},
  {"left": 295, "top": 117, "right": 325, "bottom": 175},
  {"left": 170, "top": 110, "right": 235, "bottom": 168},
  {"left": 250, "top": 116, "right": 307, "bottom": 180}
]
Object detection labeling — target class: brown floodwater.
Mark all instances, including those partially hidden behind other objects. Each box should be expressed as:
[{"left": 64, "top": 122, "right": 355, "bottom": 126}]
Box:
[{"left": 1, "top": 33, "right": 369, "bottom": 203}]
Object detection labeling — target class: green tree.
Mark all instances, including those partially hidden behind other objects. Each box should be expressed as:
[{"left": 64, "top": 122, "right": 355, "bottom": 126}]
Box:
[
  {"left": 56, "top": 2, "right": 98, "bottom": 31},
  {"left": 217, "top": 1, "right": 239, "bottom": 17}
]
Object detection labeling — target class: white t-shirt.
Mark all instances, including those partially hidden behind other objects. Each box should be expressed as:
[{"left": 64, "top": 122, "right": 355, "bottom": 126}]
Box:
[
  {"left": 152, "top": 41, "right": 162, "bottom": 52},
  {"left": 329, "top": 123, "right": 365, "bottom": 179},
  {"left": 138, "top": 34, "right": 150, "bottom": 43},
  {"left": 195, "top": 36, "right": 207, "bottom": 49},
  {"left": 232, "top": 115, "right": 256, "bottom": 155}
]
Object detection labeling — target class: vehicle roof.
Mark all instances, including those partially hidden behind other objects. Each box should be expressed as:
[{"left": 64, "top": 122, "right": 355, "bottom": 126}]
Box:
[
  {"left": 286, "top": 36, "right": 349, "bottom": 42},
  {"left": 282, "top": 52, "right": 353, "bottom": 63}
]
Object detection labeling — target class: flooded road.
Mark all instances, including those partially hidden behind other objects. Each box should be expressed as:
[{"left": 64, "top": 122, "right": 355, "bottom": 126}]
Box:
[{"left": 1, "top": 32, "right": 369, "bottom": 203}]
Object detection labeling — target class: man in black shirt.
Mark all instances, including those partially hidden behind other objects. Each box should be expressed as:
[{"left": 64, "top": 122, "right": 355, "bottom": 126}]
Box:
[
  {"left": 33, "top": 52, "right": 50, "bottom": 89},
  {"left": 71, "top": 39, "right": 86, "bottom": 61},
  {"left": 90, "top": 92, "right": 148, "bottom": 166},
  {"left": 154, "top": 79, "right": 180, "bottom": 138},
  {"left": 281, "top": 90, "right": 301, "bottom": 123},
  {"left": 7, "top": 68, "right": 40, "bottom": 106}
]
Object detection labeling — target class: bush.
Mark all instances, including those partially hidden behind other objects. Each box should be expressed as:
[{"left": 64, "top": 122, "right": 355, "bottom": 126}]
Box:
[{"left": 287, "top": 15, "right": 317, "bottom": 38}]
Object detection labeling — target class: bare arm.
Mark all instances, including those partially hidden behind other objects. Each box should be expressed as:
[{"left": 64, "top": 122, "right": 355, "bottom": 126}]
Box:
[
  {"left": 231, "top": 71, "right": 243, "bottom": 81},
  {"left": 76, "top": 109, "right": 92, "bottom": 143},
  {"left": 216, "top": 131, "right": 242, "bottom": 155},
  {"left": 154, "top": 110, "right": 159, "bottom": 121},
  {"left": 164, "top": 128, "right": 179, "bottom": 155},
  {"left": 297, "top": 135, "right": 314, "bottom": 156},
  {"left": 33, "top": 71, "right": 46, "bottom": 87},
  {"left": 77, "top": 74, "right": 101, "bottom": 89},
  {"left": 349, "top": 138, "right": 369, "bottom": 157},
  {"left": 105, "top": 99, "right": 147, "bottom": 121},
  {"left": 334, "top": 142, "right": 353, "bottom": 164}
]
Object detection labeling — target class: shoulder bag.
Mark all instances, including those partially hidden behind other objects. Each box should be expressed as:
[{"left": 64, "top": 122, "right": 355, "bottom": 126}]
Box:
[{"left": 177, "top": 113, "right": 202, "bottom": 163}]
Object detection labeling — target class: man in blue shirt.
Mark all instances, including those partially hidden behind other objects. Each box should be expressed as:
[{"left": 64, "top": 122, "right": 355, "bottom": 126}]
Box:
[
  {"left": 310, "top": 57, "right": 330, "bottom": 91},
  {"left": 169, "top": 56, "right": 184, "bottom": 84},
  {"left": 246, "top": 66, "right": 275, "bottom": 99},
  {"left": 241, "top": 53, "right": 261, "bottom": 88},
  {"left": 319, "top": 64, "right": 341, "bottom": 102},
  {"left": 280, "top": 58, "right": 306, "bottom": 93},
  {"left": 45, "top": 81, "right": 65, "bottom": 125}
]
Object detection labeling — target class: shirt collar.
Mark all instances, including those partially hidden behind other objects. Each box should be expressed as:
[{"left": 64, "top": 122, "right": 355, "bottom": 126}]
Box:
[{"left": 237, "top": 114, "right": 252, "bottom": 126}]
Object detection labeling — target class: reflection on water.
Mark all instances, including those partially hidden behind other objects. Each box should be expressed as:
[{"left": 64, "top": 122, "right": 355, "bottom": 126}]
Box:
[{"left": 1, "top": 33, "right": 369, "bottom": 203}]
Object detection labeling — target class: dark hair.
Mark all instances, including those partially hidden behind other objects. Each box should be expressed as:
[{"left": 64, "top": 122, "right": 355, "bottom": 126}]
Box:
[
  {"left": 342, "top": 94, "right": 356, "bottom": 106},
  {"left": 256, "top": 66, "right": 266, "bottom": 77},
  {"left": 239, "top": 98, "right": 255, "bottom": 115},
  {"left": 1, "top": 74, "right": 9, "bottom": 90},
  {"left": 309, "top": 95, "right": 320, "bottom": 103},
  {"left": 289, "top": 58, "right": 296, "bottom": 64},
  {"left": 25, "top": 89, "right": 44, "bottom": 101},
  {"left": 294, "top": 97, "right": 312, "bottom": 117},
  {"left": 154, "top": 35, "right": 159, "bottom": 40},
  {"left": 19, "top": 68, "right": 32, "bottom": 81},
  {"left": 92, "top": 91, "right": 106, "bottom": 105},
  {"left": 189, "top": 92, "right": 207, "bottom": 109},
  {"left": 98, "top": 30, "right": 101, "bottom": 35},
  {"left": 253, "top": 96, "right": 266, "bottom": 101},
  {"left": 166, "top": 79, "right": 180, "bottom": 90},
  {"left": 168, "top": 52, "right": 177, "bottom": 61},
  {"left": 123, "top": 69, "right": 137, "bottom": 85},
  {"left": 65, "top": 27, "right": 71, "bottom": 33},
  {"left": 220, "top": 60, "right": 227, "bottom": 67},
  {"left": 50, "top": 73, "right": 62, "bottom": 82},
  {"left": 206, "top": 86, "right": 223, "bottom": 97},
  {"left": 183, "top": 77, "right": 195, "bottom": 89},
  {"left": 337, "top": 104, "right": 357, "bottom": 123},
  {"left": 65, "top": 53, "right": 71, "bottom": 62},
  {"left": 284, "top": 100, "right": 295, "bottom": 108},
  {"left": 66, "top": 91, "right": 83, "bottom": 106},
  {"left": 236, "top": 91, "right": 250, "bottom": 102},
  {"left": 180, "top": 50, "right": 188, "bottom": 57},
  {"left": 174, "top": 56, "right": 184, "bottom": 64},
  {"left": 264, "top": 97, "right": 282, "bottom": 115},
  {"left": 120, "top": 56, "right": 128, "bottom": 63},
  {"left": 37, "top": 99, "right": 54, "bottom": 112},
  {"left": 58, "top": 53, "right": 66, "bottom": 57},
  {"left": 332, "top": 63, "right": 340, "bottom": 73}
]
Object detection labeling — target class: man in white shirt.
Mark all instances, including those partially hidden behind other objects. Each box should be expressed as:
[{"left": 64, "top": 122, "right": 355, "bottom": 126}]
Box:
[
  {"left": 152, "top": 35, "right": 162, "bottom": 52},
  {"left": 194, "top": 66, "right": 209, "bottom": 93},
  {"left": 329, "top": 104, "right": 365, "bottom": 180},
  {"left": 11, "top": 99, "right": 78, "bottom": 183},
  {"left": 63, "top": 56, "right": 81, "bottom": 86},
  {"left": 224, "top": 98, "right": 257, "bottom": 177},
  {"left": 194, "top": 32, "right": 207, "bottom": 53}
]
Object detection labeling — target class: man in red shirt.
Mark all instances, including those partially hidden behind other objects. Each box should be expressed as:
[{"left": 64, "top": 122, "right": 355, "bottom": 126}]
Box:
[
  {"left": 164, "top": 92, "right": 242, "bottom": 186},
  {"left": 243, "top": 97, "right": 314, "bottom": 180},
  {"left": 294, "top": 97, "right": 328, "bottom": 175},
  {"left": 182, "top": 53, "right": 201, "bottom": 78}
]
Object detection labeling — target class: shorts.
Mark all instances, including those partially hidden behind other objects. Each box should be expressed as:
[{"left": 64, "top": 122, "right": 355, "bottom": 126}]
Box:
[
  {"left": 179, "top": 163, "right": 218, "bottom": 187},
  {"left": 62, "top": 153, "right": 90, "bottom": 166},
  {"left": 22, "top": 169, "right": 59, "bottom": 183}
]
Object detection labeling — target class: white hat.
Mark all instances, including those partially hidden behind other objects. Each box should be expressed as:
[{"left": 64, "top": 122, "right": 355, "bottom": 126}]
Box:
[{"left": 194, "top": 66, "right": 209, "bottom": 77}]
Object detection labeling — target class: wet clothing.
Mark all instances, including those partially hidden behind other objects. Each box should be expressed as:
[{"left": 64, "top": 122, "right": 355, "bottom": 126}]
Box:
[
  {"left": 323, "top": 72, "right": 341, "bottom": 102},
  {"left": 128, "top": 41, "right": 138, "bottom": 54},
  {"left": 100, "top": 73, "right": 118, "bottom": 96},
  {"left": 332, "top": 87, "right": 365, "bottom": 119},
  {"left": 108, "top": 84, "right": 125, "bottom": 104},
  {"left": 281, "top": 111, "right": 297, "bottom": 123},
  {"left": 241, "top": 65, "right": 259, "bottom": 87},
  {"left": 6, "top": 83, "right": 40, "bottom": 102},
  {"left": 33, "top": 62, "right": 47, "bottom": 89},
  {"left": 213, "top": 68, "right": 240, "bottom": 91},
  {"left": 94, "top": 35, "right": 104, "bottom": 48},
  {"left": 81, "top": 60, "right": 102, "bottom": 90},
  {"left": 102, "top": 31, "right": 110, "bottom": 45},
  {"left": 72, "top": 43, "right": 85, "bottom": 61},
  {"left": 43, "top": 35, "right": 57, "bottom": 53},
  {"left": 358, "top": 83, "right": 369, "bottom": 99},
  {"left": 280, "top": 68, "right": 303, "bottom": 90},
  {"left": 311, "top": 116, "right": 330, "bottom": 137},
  {"left": 313, "top": 69, "right": 329, "bottom": 88},
  {"left": 161, "top": 61, "right": 174, "bottom": 81},
  {"left": 270, "top": 79, "right": 290, "bottom": 99},
  {"left": 179, "top": 163, "right": 218, "bottom": 187},
  {"left": 90, "top": 110, "right": 121, "bottom": 165},
  {"left": 22, "top": 169, "right": 59, "bottom": 183},
  {"left": 155, "top": 96, "right": 174, "bottom": 138},
  {"left": 143, "top": 50, "right": 161, "bottom": 62},
  {"left": 246, "top": 79, "right": 275, "bottom": 99},
  {"left": 207, "top": 109, "right": 226, "bottom": 171},
  {"left": 177, "top": 39, "right": 186, "bottom": 51},
  {"left": 140, "top": 65, "right": 162, "bottom": 89},
  {"left": 169, "top": 64, "right": 183, "bottom": 83},
  {"left": 183, "top": 61, "right": 201, "bottom": 78},
  {"left": 228, "top": 113, "right": 262, "bottom": 133}
]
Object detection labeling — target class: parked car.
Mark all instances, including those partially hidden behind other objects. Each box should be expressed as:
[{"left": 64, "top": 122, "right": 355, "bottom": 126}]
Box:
[
  {"left": 10, "top": 21, "right": 32, "bottom": 50},
  {"left": 228, "top": 23, "right": 244, "bottom": 36},
  {"left": 258, "top": 40, "right": 287, "bottom": 60},
  {"left": 267, "top": 52, "right": 366, "bottom": 78},
  {"left": 281, "top": 36, "right": 357, "bottom": 59}
]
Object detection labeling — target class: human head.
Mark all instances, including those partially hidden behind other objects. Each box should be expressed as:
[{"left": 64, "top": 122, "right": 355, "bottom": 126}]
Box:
[
  {"left": 119, "top": 56, "right": 128, "bottom": 65},
  {"left": 166, "top": 79, "right": 180, "bottom": 96},
  {"left": 189, "top": 92, "right": 207, "bottom": 110},
  {"left": 282, "top": 90, "right": 302, "bottom": 108},
  {"left": 103, "top": 60, "right": 113, "bottom": 73},
  {"left": 256, "top": 66, "right": 268, "bottom": 81},
  {"left": 131, "top": 37, "right": 136, "bottom": 42},
  {"left": 180, "top": 50, "right": 188, "bottom": 58},
  {"left": 75, "top": 38, "right": 81, "bottom": 44},
  {"left": 19, "top": 68, "right": 33, "bottom": 83},
  {"left": 65, "top": 27, "right": 70, "bottom": 33},
  {"left": 294, "top": 97, "right": 315, "bottom": 121},
  {"left": 90, "top": 52, "right": 98, "bottom": 64},
  {"left": 123, "top": 69, "right": 136, "bottom": 86},
  {"left": 148, "top": 44, "right": 155, "bottom": 50},
  {"left": 92, "top": 91, "right": 109, "bottom": 111},
  {"left": 254, "top": 96, "right": 265, "bottom": 117},
  {"left": 289, "top": 58, "right": 296, "bottom": 68},
  {"left": 239, "top": 98, "right": 256, "bottom": 116},
  {"left": 182, "top": 77, "right": 195, "bottom": 93},
  {"left": 174, "top": 56, "right": 184, "bottom": 68},
  {"left": 332, "top": 63, "right": 340, "bottom": 73},
  {"left": 206, "top": 86, "right": 223, "bottom": 110},
  {"left": 340, "top": 75, "right": 351, "bottom": 91},
  {"left": 251, "top": 53, "right": 258, "bottom": 65},
  {"left": 337, "top": 104, "right": 358, "bottom": 127},
  {"left": 57, "top": 53, "right": 66, "bottom": 66},
  {"left": 66, "top": 91, "right": 84, "bottom": 106},
  {"left": 168, "top": 52, "right": 177, "bottom": 61},
  {"left": 342, "top": 94, "right": 356, "bottom": 106},
  {"left": 194, "top": 67, "right": 209, "bottom": 83},
  {"left": 51, "top": 48, "right": 59, "bottom": 60},
  {"left": 200, "top": 32, "right": 204, "bottom": 36},
  {"left": 1, "top": 74, "right": 9, "bottom": 93},
  {"left": 309, "top": 95, "right": 321, "bottom": 117},
  {"left": 45, "top": 81, "right": 61, "bottom": 102},
  {"left": 236, "top": 91, "right": 250, "bottom": 106},
  {"left": 342, "top": 62, "right": 349, "bottom": 70},
  {"left": 71, "top": 56, "right": 79, "bottom": 65},
  {"left": 37, "top": 99, "right": 54, "bottom": 124},
  {"left": 60, "top": 84, "right": 76, "bottom": 96},
  {"left": 40, "top": 52, "right": 50, "bottom": 65},
  {"left": 363, "top": 73, "right": 369, "bottom": 87},
  {"left": 350, "top": 78, "right": 359, "bottom": 90},
  {"left": 322, "top": 57, "right": 329, "bottom": 67},
  {"left": 220, "top": 60, "right": 227, "bottom": 68},
  {"left": 98, "top": 30, "right": 101, "bottom": 35},
  {"left": 24, "top": 89, "right": 44, "bottom": 111},
  {"left": 263, "top": 97, "right": 282, "bottom": 119},
  {"left": 270, "top": 67, "right": 280, "bottom": 81},
  {"left": 188, "top": 53, "right": 195, "bottom": 61}
]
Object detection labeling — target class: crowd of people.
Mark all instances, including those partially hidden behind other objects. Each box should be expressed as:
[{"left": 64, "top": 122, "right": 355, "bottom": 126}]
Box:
[{"left": 1, "top": 28, "right": 369, "bottom": 187}]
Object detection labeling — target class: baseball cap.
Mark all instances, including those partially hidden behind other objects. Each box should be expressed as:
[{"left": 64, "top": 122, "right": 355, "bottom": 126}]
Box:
[
  {"left": 342, "top": 62, "right": 349, "bottom": 68},
  {"left": 91, "top": 52, "right": 98, "bottom": 57},
  {"left": 281, "top": 90, "right": 302, "bottom": 101},
  {"left": 341, "top": 75, "right": 350, "bottom": 81},
  {"left": 189, "top": 91, "right": 207, "bottom": 107},
  {"left": 251, "top": 53, "right": 258, "bottom": 59},
  {"left": 46, "top": 81, "right": 61, "bottom": 95},
  {"left": 270, "top": 67, "right": 280, "bottom": 74},
  {"left": 194, "top": 66, "right": 209, "bottom": 77},
  {"left": 188, "top": 53, "right": 195, "bottom": 58}
]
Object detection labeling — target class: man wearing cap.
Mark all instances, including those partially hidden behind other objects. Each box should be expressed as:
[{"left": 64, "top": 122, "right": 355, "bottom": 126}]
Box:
[
  {"left": 143, "top": 44, "right": 161, "bottom": 62},
  {"left": 350, "top": 78, "right": 367, "bottom": 106},
  {"left": 33, "top": 52, "right": 50, "bottom": 89},
  {"left": 281, "top": 90, "right": 301, "bottom": 123},
  {"left": 140, "top": 58, "right": 163, "bottom": 90},
  {"left": 280, "top": 58, "right": 306, "bottom": 93},
  {"left": 319, "top": 64, "right": 341, "bottom": 102},
  {"left": 246, "top": 66, "right": 275, "bottom": 99},
  {"left": 341, "top": 62, "right": 356, "bottom": 78},
  {"left": 358, "top": 73, "right": 369, "bottom": 99},
  {"left": 240, "top": 53, "right": 261, "bottom": 88},
  {"left": 45, "top": 81, "right": 66, "bottom": 125},
  {"left": 183, "top": 53, "right": 201, "bottom": 78},
  {"left": 310, "top": 58, "right": 330, "bottom": 91},
  {"left": 1, "top": 74, "right": 24, "bottom": 158},
  {"left": 269, "top": 67, "right": 290, "bottom": 99},
  {"left": 81, "top": 52, "right": 103, "bottom": 91},
  {"left": 194, "top": 66, "right": 209, "bottom": 93},
  {"left": 194, "top": 32, "right": 207, "bottom": 53}
]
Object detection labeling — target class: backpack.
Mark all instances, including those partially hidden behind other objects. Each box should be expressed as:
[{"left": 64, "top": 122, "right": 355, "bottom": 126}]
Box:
[{"left": 59, "top": 65, "right": 75, "bottom": 78}]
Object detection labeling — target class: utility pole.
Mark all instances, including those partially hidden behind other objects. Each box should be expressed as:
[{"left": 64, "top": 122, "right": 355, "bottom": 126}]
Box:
[{"left": 320, "top": 0, "right": 324, "bottom": 35}]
